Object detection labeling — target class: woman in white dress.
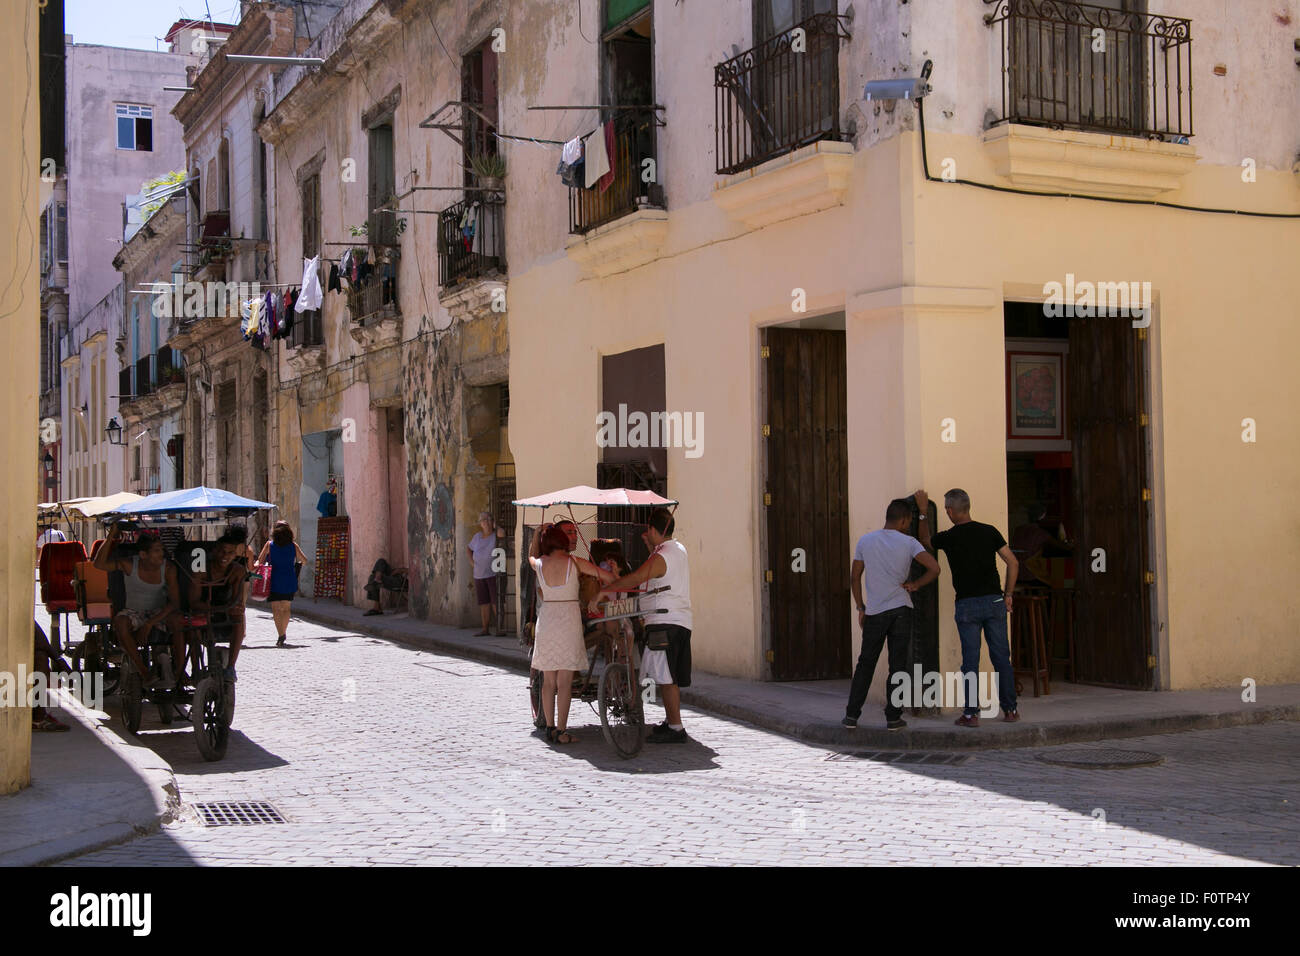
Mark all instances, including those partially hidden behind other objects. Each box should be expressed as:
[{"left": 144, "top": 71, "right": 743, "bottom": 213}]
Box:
[{"left": 529, "top": 523, "right": 614, "bottom": 743}]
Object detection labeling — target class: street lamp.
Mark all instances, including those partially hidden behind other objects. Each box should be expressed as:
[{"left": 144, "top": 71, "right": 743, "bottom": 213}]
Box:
[
  {"left": 105, "top": 417, "right": 124, "bottom": 446},
  {"left": 42, "top": 451, "right": 54, "bottom": 476}
]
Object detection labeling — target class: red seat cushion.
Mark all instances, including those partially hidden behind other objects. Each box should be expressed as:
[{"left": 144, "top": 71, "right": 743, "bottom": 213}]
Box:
[{"left": 40, "top": 541, "right": 87, "bottom": 609}]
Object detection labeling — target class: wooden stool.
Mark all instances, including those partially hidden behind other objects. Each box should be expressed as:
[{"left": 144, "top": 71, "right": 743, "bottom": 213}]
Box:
[
  {"left": 1011, "top": 590, "right": 1051, "bottom": 697},
  {"left": 1048, "top": 588, "right": 1076, "bottom": 683}
]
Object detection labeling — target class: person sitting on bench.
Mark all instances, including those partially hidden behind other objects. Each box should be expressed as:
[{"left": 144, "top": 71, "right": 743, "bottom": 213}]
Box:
[{"left": 364, "top": 558, "right": 408, "bottom": 616}]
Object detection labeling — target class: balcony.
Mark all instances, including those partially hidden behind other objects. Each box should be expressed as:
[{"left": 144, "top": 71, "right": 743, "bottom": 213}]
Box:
[
  {"left": 712, "top": 13, "right": 854, "bottom": 230},
  {"left": 982, "top": 1, "right": 1196, "bottom": 199},
  {"left": 131, "top": 466, "right": 161, "bottom": 496},
  {"left": 439, "top": 196, "right": 505, "bottom": 288},
  {"left": 564, "top": 110, "right": 668, "bottom": 277},
  {"left": 438, "top": 195, "right": 507, "bottom": 321},
  {"left": 344, "top": 244, "right": 401, "bottom": 352},
  {"left": 568, "top": 110, "right": 665, "bottom": 236},
  {"left": 714, "top": 12, "right": 851, "bottom": 176},
  {"left": 984, "top": 0, "right": 1192, "bottom": 140}
]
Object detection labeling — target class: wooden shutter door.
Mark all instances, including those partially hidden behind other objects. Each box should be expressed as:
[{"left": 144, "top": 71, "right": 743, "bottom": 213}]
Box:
[
  {"left": 765, "top": 327, "right": 850, "bottom": 680},
  {"left": 1067, "top": 316, "right": 1150, "bottom": 687}
]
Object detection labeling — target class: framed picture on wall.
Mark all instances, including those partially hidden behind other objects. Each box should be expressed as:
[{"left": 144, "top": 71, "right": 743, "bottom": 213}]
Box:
[{"left": 1007, "top": 350, "right": 1065, "bottom": 440}]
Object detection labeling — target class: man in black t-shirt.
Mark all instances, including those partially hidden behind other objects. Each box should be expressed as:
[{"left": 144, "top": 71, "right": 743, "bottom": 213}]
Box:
[{"left": 916, "top": 489, "right": 1020, "bottom": 726}]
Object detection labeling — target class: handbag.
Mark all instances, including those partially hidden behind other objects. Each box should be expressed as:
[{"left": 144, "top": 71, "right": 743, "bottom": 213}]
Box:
[{"left": 250, "top": 564, "right": 272, "bottom": 602}]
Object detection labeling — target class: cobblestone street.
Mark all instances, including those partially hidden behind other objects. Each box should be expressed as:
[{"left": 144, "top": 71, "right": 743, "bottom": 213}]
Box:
[{"left": 65, "top": 607, "right": 1299, "bottom": 866}]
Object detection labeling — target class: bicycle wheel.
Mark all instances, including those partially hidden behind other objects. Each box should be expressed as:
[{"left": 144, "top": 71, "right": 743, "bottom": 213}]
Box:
[
  {"left": 120, "top": 664, "right": 142, "bottom": 735},
  {"left": 598, "top": 661, "right": 643, "bottom": 758},
  {"left": 192, "top": 677, "right": 229, "bottom": 761}
]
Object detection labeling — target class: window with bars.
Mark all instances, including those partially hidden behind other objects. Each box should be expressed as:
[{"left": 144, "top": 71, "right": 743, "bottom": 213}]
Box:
[{"left": 116, "top": 104, "right": 153, "bottom": 151}]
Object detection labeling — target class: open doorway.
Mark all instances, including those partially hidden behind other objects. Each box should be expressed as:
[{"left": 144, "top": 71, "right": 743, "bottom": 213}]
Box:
[{"left": 1004, "top": 302, "right": 1152, "bottom": 689}]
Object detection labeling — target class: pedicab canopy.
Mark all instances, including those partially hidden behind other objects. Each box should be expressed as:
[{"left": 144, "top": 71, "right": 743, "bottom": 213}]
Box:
[
  {"left": 100, "top": 486, "right": 274, "bottom": 527},
  {"left": 512, "top": 485, "right": 677, "bottom": 509},
  {"left": 61, "top": 492, "right": 145, "bottom": 518}
]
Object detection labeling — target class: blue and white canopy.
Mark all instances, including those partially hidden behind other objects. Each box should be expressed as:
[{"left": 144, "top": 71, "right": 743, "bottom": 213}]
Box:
[{"left": 101, "top": 486, "right": 274, "bottom": 527}]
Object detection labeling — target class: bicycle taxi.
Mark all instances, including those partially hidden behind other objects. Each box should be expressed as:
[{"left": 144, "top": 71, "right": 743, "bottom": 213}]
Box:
[
  {"left": 99, "top": 486, "right": 274, "bottom": 761},
  {"left": 513, "top": 485, "right": 677, "bottom": 758}
]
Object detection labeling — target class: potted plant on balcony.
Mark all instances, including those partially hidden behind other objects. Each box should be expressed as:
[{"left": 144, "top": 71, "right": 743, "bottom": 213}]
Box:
[{"left": 468, "top": 152, "right": 506, "bottom": 194}]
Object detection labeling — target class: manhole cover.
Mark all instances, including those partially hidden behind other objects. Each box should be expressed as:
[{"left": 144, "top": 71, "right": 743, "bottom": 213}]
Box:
[
  {"left": 1035, "top": 748, "right": 1164, "bottom": 769},
  {"left": 826, "top": 751, "right": 974, "bottom": 766},
  {"left": 194, "top": 801, "right": 287, "bottom": 826}
]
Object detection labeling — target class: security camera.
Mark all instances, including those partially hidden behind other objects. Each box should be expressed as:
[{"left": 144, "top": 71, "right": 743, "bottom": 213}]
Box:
[{"left": 864, "top": 59, "right": 933, "bottom": 102}]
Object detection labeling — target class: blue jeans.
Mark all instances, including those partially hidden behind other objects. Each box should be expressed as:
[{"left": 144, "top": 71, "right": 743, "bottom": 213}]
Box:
[{"left": 954, "top": 594, "right": 1017, "bottom": 716}]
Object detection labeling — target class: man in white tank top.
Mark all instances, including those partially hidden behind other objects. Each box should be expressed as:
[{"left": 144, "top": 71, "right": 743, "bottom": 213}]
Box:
[{"left": 607, "top": 507, "right": 694, "bottom": 743}]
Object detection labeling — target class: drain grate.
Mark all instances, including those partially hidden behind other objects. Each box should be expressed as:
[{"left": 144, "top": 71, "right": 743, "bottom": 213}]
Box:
[
  {"left": 194, "top": 801, "right": 287, "bottom": 826},
  {"left": 826, "top": 751, "right": 973, "bottom": 765},
  {"left": 1035, "top": 748, "right": 1164, "bottom": 769}
]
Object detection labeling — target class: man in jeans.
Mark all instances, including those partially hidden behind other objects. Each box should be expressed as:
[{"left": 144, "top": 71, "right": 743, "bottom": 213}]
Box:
[
  {"left": 917, "top": 489, "right": 1020, "bottom": 726},
  {"left": 843, "top": 497, "right": 941, "bottom": 730}
]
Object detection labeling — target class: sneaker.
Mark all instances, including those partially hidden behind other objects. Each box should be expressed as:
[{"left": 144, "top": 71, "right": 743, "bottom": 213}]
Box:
[
  {"left": 145, "top": 676, "right": 175, "bottom": 691},
  {"left": 276, "top": 635, "right": 286, "bottom": 647},
  {"left": 647, "top": 726, "right": 688, "bottom": 744},
  {"left": 841, "top": 716, "right": 857, "bottom": 729},
  {"left": 954, "top": 714, "right": 980, "bottom": 728},
  {"left": 33, "top": 713, "right": 70, "bottom": 732},
  {"left": 364, "top": 609, "right": 383, "bottom": 617},
  {"left": 1002, "top": 709, "right": 1020, "bottom": 723},
  {"left": 886, "top": 718, "right": 908, "bottom": 731}
]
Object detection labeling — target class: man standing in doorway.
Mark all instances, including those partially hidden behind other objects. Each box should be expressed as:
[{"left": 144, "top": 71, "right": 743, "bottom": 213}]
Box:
[
  {"left": 843, "top": 497, "right": 941, "bottom": 730},
  {"left": 606, "top": 507, "right": 693, "bottom": 743},
  {"left": 916, "top": 489, "right": 1020, "bottom": 726},
  {"left": 467, "top": 511, "right": 506, "bottom": 635}
]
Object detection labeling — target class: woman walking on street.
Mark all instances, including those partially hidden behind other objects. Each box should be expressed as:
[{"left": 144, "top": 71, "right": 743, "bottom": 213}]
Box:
[
  {"left": 529, "top": 523, "right": 614, "bottom": 744},
  {"left": 256, "top": 521, "right": 310, "bottom": 647}
]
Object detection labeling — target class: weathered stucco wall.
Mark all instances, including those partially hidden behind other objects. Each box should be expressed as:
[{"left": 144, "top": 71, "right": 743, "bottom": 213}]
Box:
[{"left": 2, "top": 0, "right": 40, "bottom": 793}]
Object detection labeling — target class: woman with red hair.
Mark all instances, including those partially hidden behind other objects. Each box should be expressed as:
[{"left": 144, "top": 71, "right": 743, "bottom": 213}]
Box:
[{"left": 528, "top": 522, "right": 614, "bottom": 743}]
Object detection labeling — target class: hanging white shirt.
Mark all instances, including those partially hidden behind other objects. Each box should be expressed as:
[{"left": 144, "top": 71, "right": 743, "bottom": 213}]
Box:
[{"left": 296, "top": 256, "right": 324, "bottom": 311}]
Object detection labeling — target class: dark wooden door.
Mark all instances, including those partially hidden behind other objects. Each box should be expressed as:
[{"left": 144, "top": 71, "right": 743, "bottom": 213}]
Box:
[
  {"left": 764, "top": 328, "right": 850, "bottom": 680},
  {"left": 1068, "top": 317, "right": 1150, "bottom": 687}
]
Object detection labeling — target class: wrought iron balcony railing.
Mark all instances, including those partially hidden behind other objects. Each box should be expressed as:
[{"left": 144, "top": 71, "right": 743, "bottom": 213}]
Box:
[
  {"left": 439, "top": 195, "right": 506, "bottom": 287},
  {"left": 569, "top": 109, "right": 665, "bottom": 235},
  {"left": 714, "top": 12, "right": 851, "bottom": 176},
  {"left": 344, "top": 244, "right": 400, "bottom": 324},
  {"left": 984, "top": 0, "right": 1193, "bottom": 140}
]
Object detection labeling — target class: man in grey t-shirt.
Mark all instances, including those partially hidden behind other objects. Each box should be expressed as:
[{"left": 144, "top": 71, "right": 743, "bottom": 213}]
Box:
[{"left": 843, "top": 497, "right": 940, "bottom": 730}]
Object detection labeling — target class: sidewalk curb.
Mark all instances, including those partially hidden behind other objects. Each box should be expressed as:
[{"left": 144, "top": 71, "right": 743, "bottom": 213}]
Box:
[
  {"left": 689, "top": 698, "right": 1300, "bottom": 751},
  {"left": 292, "top": 605, "right": 1300, "bottom": 752},
  {"left": 3, "top": 696, "right": 182, "bottom": 867}
]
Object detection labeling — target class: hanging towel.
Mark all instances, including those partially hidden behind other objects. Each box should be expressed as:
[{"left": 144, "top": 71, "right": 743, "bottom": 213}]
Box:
[
  {"left": 584, "top": 124, "right": 610, "bottom": 188},
  {"left": 598, "top": 120, "right": 616, "bottom": 193},
  {"left": 247, "top": 298, "right": 262, "bottom": 337},
  {"left": 296, "top": 256, "right": 323, "bottom": 311},
  {"left": 328, "top": 262, "right": 341, "bottom": 293}
]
